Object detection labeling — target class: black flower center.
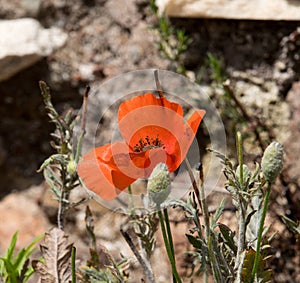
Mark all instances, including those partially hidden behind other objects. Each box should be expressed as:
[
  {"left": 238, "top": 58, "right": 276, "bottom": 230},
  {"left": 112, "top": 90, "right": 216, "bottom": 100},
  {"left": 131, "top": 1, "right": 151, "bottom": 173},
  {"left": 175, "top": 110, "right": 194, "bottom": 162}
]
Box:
[{"left": 133, "top": 135, "right": 164, "bottom": 152}]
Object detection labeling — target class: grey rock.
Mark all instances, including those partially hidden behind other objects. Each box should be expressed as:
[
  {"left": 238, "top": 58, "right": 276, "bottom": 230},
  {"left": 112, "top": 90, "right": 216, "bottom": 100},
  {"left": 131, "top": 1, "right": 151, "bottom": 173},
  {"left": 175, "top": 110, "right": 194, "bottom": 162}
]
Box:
[
  {"left": 284, "top": 82, "right": 300, "bottom": 185},
  {"left": 157, "top": 0, "right": 300, "bottom": 20},
  {"left": 106, "top": 0, "right": 141, "bottom": 28},
  {"left": 21, "top": 0, "right": 42, "bottom": 17},
  {"left": 0, "top": 18, "right": 67, "bottom": 82}
]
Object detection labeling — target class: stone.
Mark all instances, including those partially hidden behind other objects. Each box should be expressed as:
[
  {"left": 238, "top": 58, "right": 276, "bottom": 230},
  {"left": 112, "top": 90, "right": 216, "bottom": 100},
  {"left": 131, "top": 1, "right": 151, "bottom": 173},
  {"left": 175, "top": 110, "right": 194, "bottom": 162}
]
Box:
[
  {"left": 284, "top": 82, "right": 300, "bottom": 185},
  {"left": 156, "top": 0, "right": 300, "bottom": 20},
  {"left": 0, "top": 18, "right": 67, "bottom": 82},
  {"left": 0, "top": 185, "right": 50, "bottom": 254},
  {"left": 21, "top": 0, "right": 42, "bottom": 17},
  {"left": 105, "top": 0, "right": 141, "bottom": 28}
]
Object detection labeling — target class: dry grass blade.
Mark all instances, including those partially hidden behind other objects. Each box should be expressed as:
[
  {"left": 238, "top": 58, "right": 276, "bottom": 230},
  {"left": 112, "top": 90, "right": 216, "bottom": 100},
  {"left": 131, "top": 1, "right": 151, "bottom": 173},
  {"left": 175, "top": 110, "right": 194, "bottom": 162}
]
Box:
[{"left": 34, "top": 227, "right": 73, "bottom": 283}]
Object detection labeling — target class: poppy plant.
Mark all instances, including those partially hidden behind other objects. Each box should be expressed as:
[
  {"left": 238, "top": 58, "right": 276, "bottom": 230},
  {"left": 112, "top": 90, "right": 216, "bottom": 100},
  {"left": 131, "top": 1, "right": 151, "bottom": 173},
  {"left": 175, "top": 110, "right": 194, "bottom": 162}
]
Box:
[{"left": 78, "top": 93, "right": 205, "bottom": 200}]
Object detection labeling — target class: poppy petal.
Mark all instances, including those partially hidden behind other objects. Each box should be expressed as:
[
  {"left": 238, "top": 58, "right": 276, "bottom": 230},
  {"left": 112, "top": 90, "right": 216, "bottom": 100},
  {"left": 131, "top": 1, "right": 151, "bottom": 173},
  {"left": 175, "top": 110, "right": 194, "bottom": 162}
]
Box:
[
  {"left": 130, "top": 147, "right": 168, "bottom": 176},
  {"left": 77, "top": 149, "right": 118, "bottom": 200},
  {"left": 186, "top": 110, "right": 206, "bottom": 136},
  {"left": 118, "top": 104, "right": 185, "bottom": 150},
  {"left": 78, "top": 143, "right": 137, "bottom": 200},
  {"left": 178, "top": 109, "right": 206, "bottom": 161},
  {"left": 118, "top": 93, "right": 183, "bottom": 123}
]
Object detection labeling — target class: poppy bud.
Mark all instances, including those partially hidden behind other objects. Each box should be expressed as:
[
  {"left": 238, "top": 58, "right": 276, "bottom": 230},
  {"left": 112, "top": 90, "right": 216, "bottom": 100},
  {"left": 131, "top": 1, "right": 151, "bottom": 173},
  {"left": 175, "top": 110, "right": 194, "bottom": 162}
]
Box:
[
  {"left": 147, "top": 163, "right": 171, "bottom": 205},
  {"left": 261, "top": 142, "right": 283, "bottom": 183}
]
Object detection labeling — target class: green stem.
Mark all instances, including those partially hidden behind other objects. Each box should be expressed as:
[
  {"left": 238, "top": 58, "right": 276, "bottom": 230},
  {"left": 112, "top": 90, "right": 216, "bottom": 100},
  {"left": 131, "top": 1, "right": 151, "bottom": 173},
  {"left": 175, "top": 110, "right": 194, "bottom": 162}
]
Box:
[
  {"left": 237, "top": 131, "right": 243, "bottom": 186},
  {"left": 163, "top": 208, "right": 176, "bottom": 283},
  {"left": 72, "top": 246, "right": 76, "bottom": 283},
  {"left": 157, "top": 207, "right": 182, "bottom": 283},
  {"left": 250, "top": 182, "right": 271, "bottom": 283},
  {"left": 163, "top": 208, "right": 175, "bottom": 258}
]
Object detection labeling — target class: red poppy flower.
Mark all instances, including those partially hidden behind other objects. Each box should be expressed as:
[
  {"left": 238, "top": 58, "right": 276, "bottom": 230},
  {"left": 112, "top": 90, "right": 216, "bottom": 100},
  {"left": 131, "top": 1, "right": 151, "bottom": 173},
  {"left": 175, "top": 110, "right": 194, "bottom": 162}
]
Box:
[{"left": 78, "top": 93, "right": 205, "bottom": 200}]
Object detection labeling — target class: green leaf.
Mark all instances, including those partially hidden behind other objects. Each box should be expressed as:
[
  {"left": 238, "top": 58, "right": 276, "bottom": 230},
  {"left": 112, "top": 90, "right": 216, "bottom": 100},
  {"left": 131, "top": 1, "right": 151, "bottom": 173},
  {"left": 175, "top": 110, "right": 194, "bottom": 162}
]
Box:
[
  {"left": 281, "top": 215, "right": 300, "bottom": 235},
  {"left": 0, "top": 258, "right": 18, "bottom": 283},
  {"left": 0, "top": 232, "right": 18, "bottom": 279},
  {"left": 186, "top": 234, "right": 203, "bottom": 250},
  {"left": 80, "top": 266, "right": 120, "bottom": 283},
  {"left": 13, "top": 233, "right": 44, "bottom": 273},
  {"left": 43, "top": 168, "right": 62, "bottom": 195},
  {"left": 247, "top": 193, "right": 264, "bottom": 243},
  {"left": 5, "top": 232, "right": 18, "bottom": 262},
  {"left": 212, "top": 198, "right": 225, "bottom": 228},
  {"left": 164, "top": 199, "right": 196, "bottom": 217},
  {"left": 218, "top": 223, "right": 237, "bottom": 253},
  {"left": 0, "top": 233, "right": 43, "bottom": 283},
  {"left": 245, "top": 210, "right": 257, "bottom": 229},
  {"left": 37, "top": 154, "right": 68, "bottom": 172}
]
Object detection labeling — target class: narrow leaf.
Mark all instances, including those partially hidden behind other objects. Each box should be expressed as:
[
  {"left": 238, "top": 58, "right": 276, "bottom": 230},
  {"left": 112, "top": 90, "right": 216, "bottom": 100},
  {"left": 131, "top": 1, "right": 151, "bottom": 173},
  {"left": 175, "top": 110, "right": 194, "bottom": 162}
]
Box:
[
  {"left": 212, "top": 198, "right": 225, "bottom": 227},
  {"left": 245, "top": 210, "right": 257, "bottom": 229},
  {"left": 37, "top": 154, "right": 67, "bottom": 172},
  {"left": 281, "top": 215, "right": 300, "bottom": 235},
  {"left": 218, "top": 223, "right": 237, "bottom": 253},
  {"left": 186, "top": 234, "right": 203, "bottom": 250},
  {"left": 5, "top": 232, "right": 18, "bottom": 262}
]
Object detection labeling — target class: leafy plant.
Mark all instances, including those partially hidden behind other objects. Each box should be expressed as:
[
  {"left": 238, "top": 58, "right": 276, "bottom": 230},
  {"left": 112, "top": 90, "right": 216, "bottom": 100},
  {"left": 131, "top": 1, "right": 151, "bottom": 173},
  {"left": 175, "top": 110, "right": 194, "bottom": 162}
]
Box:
[
  {"left": 157, "top": 133, "right": 281, "bottom": 282},
  {"left": 33, "top": 78, "right": 287, "bottom": 283},
  {"left": 0, "top": 232, "right": 43, "bottom": 283},
  {"left": 38, "top": 81, "right": 88, "bottom": 229},
  {"left": 149, "top": 0, "right": 191, "bottom": 74}
]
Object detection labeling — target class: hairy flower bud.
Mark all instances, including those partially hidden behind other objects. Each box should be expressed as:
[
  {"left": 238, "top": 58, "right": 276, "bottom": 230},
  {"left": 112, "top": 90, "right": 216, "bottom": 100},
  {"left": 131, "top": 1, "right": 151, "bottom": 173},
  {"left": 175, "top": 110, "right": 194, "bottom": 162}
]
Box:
[
  {"left": 147, "top": 163, "right": 171, "bottom": 205},
  {"left": 261, "top": 142, "right": 283, "bottom": 183}
]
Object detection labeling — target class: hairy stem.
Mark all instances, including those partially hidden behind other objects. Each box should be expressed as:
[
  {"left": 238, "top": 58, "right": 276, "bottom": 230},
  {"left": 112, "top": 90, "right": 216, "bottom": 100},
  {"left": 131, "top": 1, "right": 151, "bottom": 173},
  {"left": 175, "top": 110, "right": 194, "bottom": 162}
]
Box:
[
  {"left": 235, "top": 132, "right": 247, "bottom": 277},
  {"left": 121, "top": 228, "right": 155, "bottom": 283},
  {"left": 57, "top": 183, "right": 69, "bottom": 230},
  {"left": 237, "top": 132, "right": 243, "bottom": 187},
  {"left": 234, "top": 202, "right": 246, "bottom": 281}
]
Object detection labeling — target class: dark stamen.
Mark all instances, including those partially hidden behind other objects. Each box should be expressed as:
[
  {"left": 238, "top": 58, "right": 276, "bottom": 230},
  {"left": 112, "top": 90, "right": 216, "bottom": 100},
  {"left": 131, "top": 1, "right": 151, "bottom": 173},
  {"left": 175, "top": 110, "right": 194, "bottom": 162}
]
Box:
[{"left": 133, "top": 135, "right": 164, "bottom": 152}]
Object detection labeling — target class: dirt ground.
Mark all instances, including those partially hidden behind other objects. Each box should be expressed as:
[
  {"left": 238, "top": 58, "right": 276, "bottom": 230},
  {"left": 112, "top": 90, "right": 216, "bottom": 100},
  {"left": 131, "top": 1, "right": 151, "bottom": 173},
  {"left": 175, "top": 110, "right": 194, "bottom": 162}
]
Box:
[{"left": 0, "top": 0, "right": 299, "bottom": 282}]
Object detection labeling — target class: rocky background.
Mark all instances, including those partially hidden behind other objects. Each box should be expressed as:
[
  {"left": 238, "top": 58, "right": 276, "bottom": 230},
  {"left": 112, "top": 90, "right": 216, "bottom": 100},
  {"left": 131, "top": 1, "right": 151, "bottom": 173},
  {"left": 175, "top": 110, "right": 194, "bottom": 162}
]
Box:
[{"left": 0, "top": 0, "right": 299, "bottom": 282}]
